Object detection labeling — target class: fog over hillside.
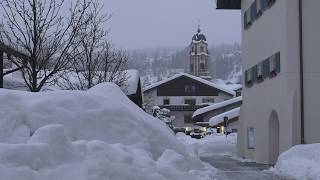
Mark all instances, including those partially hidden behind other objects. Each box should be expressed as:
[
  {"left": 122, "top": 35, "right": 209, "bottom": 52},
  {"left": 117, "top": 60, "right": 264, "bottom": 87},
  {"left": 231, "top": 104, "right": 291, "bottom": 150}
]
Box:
[{"left": 128, "top": 44, "right": 242, "bottom": 87}]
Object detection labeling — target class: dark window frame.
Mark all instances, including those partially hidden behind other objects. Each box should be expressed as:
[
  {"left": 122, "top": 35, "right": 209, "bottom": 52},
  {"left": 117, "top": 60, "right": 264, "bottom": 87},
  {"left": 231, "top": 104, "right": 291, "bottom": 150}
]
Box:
[
  {"left": 163, "top": 99, "right": 170, "bottom": 105},
  {"left": 184, "top": 99, "right": 196, "bottom": 106}
]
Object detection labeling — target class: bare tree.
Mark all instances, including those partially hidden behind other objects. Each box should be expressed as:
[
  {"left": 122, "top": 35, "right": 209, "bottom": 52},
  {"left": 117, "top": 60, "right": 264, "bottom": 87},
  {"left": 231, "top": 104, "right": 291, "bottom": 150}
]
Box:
[
  {"left": 0, "top": 0, "right": 91, "bottom": 92},
  {"left": 57, "top": 1, "right": 128, "bottom": 90}
]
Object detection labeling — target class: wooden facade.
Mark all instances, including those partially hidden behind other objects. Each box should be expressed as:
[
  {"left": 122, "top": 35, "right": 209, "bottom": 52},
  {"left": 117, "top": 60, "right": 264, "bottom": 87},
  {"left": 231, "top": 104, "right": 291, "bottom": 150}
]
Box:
[{"left": 156, "top": 75, "right": 231, "bottom": 97}]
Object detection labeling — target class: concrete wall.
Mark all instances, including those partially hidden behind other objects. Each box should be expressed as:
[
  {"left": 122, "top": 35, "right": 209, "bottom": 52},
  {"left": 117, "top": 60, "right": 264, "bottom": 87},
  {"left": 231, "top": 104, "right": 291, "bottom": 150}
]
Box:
[
  {"left": 238, "top": 0, "right": 302, "bottom": 164},
  {"left": 301, "top": 0, "right": 320, "bottom": 144}
]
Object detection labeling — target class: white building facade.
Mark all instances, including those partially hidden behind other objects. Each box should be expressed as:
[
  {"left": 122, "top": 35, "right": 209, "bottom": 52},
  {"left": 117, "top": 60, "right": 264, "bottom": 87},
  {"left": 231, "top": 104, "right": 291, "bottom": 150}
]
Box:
[{"left": 217, "top": 0, "right": 320, "bottom": 164}]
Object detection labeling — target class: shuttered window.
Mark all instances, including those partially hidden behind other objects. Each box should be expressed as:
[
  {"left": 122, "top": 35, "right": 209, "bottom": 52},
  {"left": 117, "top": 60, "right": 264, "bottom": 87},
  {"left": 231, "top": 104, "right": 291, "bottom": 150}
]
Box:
[
  {"left": 244, "top": 11, "right": 248, "bottom": 29},
  {"left": 275, "top": 52, "right": 281, "bottom": 73},
  {"left": 250, "top": 1, "right": 257, "bottom": 22},
  {"left": 263, "top": 59, "right": 270, "bottom": 79},
  {"left": 252, "top": 65, "right": 258, "bottom": 83},
  {"left": 257, "top": 63, "right": 263, "bottom": 81}
]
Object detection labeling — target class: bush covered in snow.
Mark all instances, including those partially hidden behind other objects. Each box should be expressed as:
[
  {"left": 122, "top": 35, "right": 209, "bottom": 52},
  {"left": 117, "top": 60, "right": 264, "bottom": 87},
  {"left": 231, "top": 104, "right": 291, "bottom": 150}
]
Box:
[
  {"left": 0, "top": 83, "right": 216, "bottom": 180},
  {"left": 274, "top": 144, "right": 320, "bottom": 180}
]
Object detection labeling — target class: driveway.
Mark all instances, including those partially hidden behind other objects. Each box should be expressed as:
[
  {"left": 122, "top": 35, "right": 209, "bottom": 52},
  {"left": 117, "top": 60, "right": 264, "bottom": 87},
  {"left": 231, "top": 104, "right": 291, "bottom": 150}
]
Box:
[{"left": 200, "top": 155, "right": 295, "bottom": 180}]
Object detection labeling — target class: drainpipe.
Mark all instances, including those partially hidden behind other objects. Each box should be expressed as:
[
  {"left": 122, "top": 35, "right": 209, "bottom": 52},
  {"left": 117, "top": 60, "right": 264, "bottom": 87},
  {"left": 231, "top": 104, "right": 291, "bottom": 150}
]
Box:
[{"left": 298, "top": 0, "right": 305, "bottom": 144}]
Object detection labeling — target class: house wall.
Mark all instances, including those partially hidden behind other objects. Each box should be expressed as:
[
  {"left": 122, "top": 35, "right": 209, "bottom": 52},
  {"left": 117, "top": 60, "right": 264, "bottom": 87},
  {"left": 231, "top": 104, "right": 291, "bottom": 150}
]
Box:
[
  {"left": 238, "top": 0, "right": 302, "bottom": 164},
  {"left": 171, "top": 111, "right": 195, "bottom": 128},
  {"left": 301, "top": 0, "right": 320, "bottom": 144},
  {"left": 144, "top": 88, "right": 232, "bottom": 128}
]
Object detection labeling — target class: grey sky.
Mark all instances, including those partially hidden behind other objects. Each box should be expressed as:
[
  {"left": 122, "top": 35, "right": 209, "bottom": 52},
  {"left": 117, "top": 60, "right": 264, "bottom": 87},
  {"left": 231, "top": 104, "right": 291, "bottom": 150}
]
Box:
[{"left": 103, "top": 0, "right": 241, "bottom": 50}]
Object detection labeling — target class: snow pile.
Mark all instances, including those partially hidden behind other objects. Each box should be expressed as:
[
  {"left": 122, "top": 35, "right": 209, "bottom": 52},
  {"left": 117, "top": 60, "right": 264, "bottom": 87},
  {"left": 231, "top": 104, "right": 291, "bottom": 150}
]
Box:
[
  {"left": 124, "top": 69, "right": 140, "bottom": 95},
  {"left": 274, "top": 144, "right": 320, "bottom": 180},
  {"left": 0, "top": 83, "right": 216, "bottom": 180},
  {"left": 177, "top": 133, "right": 237, "bottom": 157}
]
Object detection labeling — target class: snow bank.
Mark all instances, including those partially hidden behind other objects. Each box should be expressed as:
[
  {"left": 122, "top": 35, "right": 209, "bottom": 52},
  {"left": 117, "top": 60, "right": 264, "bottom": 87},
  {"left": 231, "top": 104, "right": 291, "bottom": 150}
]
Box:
[
  {"left": 177, "top": 133, "right": 237, "bottom": 157},
  {"left": 0, "top": 83, "right": 216, "bottom": 180},
  {"left": 274, "top": 143, "right": 320, "bottom": 180}
]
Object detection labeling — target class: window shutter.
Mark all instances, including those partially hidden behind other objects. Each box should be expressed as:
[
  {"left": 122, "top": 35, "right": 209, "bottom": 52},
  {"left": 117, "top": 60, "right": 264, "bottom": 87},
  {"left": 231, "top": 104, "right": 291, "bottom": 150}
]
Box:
[
  {"left": 244, "top": 11, "right": 248, "bottom": 29},
  {"left": 252, "top": 65, "right": 258, "bottom": 83},
  {"left": 257, "top": 0, "right": 263, "bottom": 16},
  {"left": 270, "top": 55, "right": 276, "bottom": 72},
  {"left": 251, "top": 1, "right": 257, "bottom": 22},
  {"left": 261, "top": 0, "right": 268, "bottom": 9},
  {"left": 263, "top": 59, "right": 270, "bottom": 78},
  {"left": 275, "top": 52, "right": 280, "bottom": 73},
  {"left": 257, "top": 63, "right": 263, "bottom": 80},
  {"left": 247, "top": 9, "right": 252, "bottom": 25}
]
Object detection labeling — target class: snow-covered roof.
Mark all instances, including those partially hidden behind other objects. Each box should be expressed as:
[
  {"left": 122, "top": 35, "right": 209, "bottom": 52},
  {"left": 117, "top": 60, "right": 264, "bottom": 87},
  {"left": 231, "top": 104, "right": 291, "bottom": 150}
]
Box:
[
  {"left": 143, "top": 73, "right": 235, "bottom": 96},
  {"left": 209, "top": 107, "right": 240, "bottom": 126},
  {"left": 125, "top": 69, "right": 140, "bottom": 95},
  {"left": 218, "top": 83, "right": 242, "bottom": 91},
  {"left": 193, "top": 96, "right": 242, "bottom": 118},
  {"left": 190, "top": 52, "right": 209, "bottom": 56}
]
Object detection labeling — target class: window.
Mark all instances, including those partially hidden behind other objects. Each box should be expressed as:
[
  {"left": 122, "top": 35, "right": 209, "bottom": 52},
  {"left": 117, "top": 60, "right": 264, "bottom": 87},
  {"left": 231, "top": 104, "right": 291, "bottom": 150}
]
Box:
[
  {"left": 245, "top": 0, "right": 275, "bottom": 30},
  {"left": 261, "top": 0, "right": 269, "bottom": 10},
  {"left": 270, "top": 52, "right": 280, "bottom": 77},
  {"left": 245, "top": 69, "right": 253, "bottom": 86},
  {"left": 200, "top": 46, "right": 204, "bottom": 53},
  {"left": 257, "top": 63, "right": 263, "bottom": 81},
  {"left": 184, "top": 99, "right": 196, "bottom": 106},
  {"left": 184, "top": 115, "right": 193, "bottom": 124},
  {"left": 245, "top": 10, "right": 252, "bottom": 28},
  {"left": 185, "top": 85, "right": 196, "bottom": 93},
  {"left": 200, "top": 63, "right": 205, "bottom": 70},
  {"left": 247, "top": 127, "right": 255, "bottom": 149},
  {"left": 192, "top": 46, "right": 194, "bottom": 52},
  {"left": 202, "top": 98, "right": 215, "bottom": 103},
  {"left": 268, "top": 0, "right": 276, "bottom": 7},
  {"left": 163, "top": 99, "right": 170, "bottom": 105},
  {"left": 263, "top": 58, "right": 270, "bottom": 79}
]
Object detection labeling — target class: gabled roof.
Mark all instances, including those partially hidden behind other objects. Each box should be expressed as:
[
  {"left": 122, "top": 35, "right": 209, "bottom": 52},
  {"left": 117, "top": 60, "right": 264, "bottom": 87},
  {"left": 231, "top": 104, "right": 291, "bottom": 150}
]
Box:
[
  {"left": 193, "top": 96, "right": 242, "bottom": 118},
  {"left": 143, "top": 73, "right": 235, "bottom": 96},
  {"left": 209, "top": 107, "right": 240, "bottom": 126}
]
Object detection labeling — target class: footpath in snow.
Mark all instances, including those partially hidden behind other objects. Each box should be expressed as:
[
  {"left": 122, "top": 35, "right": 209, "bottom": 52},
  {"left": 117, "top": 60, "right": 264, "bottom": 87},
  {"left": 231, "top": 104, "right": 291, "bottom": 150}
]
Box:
[
  {"left": 177, "top": 133, "right": 295, "bottom": 180},
  {"left": 0, "top": 83, "right": 216, "bottom": 180}
]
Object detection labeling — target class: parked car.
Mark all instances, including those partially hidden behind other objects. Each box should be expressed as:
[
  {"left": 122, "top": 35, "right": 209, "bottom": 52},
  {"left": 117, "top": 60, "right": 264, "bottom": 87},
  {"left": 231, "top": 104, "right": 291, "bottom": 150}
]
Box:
[
  {"left": 190, "top": 128, "right": 206, "bottom": 139},
  {"left": 172, "top": 127, "right": 186, "bottom": 134}
]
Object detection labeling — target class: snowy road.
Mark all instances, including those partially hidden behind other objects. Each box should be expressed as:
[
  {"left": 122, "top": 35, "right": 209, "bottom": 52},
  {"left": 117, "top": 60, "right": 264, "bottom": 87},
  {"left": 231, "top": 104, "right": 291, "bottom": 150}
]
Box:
[{"left": 200, "top": 155, "right": 295, "bottom": 180}]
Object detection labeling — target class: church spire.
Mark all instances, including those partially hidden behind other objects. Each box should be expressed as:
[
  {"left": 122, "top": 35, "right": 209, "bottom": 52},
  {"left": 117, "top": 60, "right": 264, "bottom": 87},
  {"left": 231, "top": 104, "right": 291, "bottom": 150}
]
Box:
[{"left": 197, "top": 20, "right": 201, "bottom": 33}]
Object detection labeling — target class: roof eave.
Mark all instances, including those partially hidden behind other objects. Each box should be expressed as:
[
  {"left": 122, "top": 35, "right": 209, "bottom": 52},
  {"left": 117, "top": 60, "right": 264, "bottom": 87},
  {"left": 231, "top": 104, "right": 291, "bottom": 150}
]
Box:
[{"left": 216, "top": 0, "right": 241, "bottom": 10}]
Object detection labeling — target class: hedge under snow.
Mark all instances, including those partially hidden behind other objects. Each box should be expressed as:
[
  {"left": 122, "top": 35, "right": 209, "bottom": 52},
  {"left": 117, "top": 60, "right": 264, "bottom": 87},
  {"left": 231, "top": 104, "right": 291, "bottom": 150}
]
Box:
[{"left": 0, "top": 83, "right": 216, "bottom": 180}]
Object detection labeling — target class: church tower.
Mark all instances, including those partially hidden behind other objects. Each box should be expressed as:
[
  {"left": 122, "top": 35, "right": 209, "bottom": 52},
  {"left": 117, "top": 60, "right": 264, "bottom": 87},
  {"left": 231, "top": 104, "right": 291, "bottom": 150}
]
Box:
[{"left": 189, "top": 24, "right": 211, "bottom": 80}]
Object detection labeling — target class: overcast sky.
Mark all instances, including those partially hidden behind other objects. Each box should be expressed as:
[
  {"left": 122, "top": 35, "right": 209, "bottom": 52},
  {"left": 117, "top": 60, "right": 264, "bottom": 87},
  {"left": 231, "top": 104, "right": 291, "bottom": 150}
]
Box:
[{"left": 103, "top": 0, "right": 241, "bottom": 50}]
